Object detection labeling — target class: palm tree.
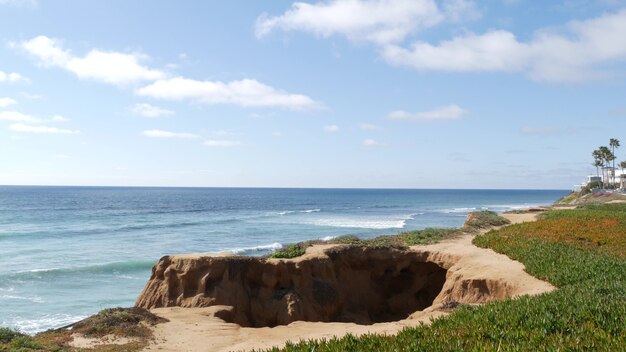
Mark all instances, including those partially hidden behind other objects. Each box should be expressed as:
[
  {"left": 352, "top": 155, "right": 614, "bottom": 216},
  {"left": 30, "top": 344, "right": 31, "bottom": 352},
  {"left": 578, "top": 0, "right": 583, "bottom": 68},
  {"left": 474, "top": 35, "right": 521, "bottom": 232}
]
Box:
[
  {"left": 593, "top": 159, "right": 603, "bottom": 179},
  {"left": 619, "top": 161, "right": 626, "bottom": 189},
  {"left": 599, "top": 146, "right": 615, "bottom": 188},
  {"left": 610, "top": 138, "right": 620, "bottom": 185}
]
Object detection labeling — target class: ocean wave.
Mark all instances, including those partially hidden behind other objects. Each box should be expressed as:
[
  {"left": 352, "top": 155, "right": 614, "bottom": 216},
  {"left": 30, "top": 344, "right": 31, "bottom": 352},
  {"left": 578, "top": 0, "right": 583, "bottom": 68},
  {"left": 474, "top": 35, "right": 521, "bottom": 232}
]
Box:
[
  {"left": 1, "top": 294, "right": 44, "bottom": 303},
  {"left": 485, "top": 203, "right": 543, "bottom": 211},
  {"left": 0, "top": 220, "right": 210, "bottom": 239},
  {"left": 320, "top": 236, "right": 337, "bottom": 241},
  {"left": 3, "top": 313, "right": 87, "bottom": 335},
  {"left": 440, "top": 207, "right": 477, "bottom": 214},
  {"left": 272, "top": 209, "right": 321, "bottom": 216},
  {"left": 228, "top": 242, "right": 283, "bottom": 254},
  {"left": 298, "top": 216, "right": 411, "bottom": 229},
  {"left": 3, "top": 260, "right": 155, "bottom": 280}
]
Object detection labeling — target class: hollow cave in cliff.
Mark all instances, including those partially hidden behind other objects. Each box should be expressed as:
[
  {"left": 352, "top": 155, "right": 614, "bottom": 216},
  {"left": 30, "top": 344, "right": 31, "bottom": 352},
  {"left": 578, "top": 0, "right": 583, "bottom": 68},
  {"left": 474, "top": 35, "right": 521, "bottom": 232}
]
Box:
[{"left": 136, "top": 246, "right": 448, "bottom": 328}]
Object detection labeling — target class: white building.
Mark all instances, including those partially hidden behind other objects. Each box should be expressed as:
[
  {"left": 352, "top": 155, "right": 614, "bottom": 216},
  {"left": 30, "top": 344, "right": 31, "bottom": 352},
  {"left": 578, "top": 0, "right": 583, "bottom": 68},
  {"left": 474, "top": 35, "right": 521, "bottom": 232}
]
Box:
[{"left": 575, "top": 168, "right": 626, "bottom": 191}]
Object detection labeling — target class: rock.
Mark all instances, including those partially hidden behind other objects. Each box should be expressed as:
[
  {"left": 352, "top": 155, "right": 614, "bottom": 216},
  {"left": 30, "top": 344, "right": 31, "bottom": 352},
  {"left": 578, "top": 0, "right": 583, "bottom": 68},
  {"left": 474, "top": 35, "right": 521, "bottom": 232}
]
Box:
[{"left": 136, "top": 246, "right": 447, "bottom": 327}]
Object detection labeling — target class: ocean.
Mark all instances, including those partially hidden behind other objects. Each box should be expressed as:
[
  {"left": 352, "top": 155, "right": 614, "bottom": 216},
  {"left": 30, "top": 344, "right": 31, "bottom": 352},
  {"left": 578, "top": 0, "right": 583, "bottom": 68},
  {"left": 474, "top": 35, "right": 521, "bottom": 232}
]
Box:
[{"left": 0, "top": 186, "right": 569, "bottom": 334}]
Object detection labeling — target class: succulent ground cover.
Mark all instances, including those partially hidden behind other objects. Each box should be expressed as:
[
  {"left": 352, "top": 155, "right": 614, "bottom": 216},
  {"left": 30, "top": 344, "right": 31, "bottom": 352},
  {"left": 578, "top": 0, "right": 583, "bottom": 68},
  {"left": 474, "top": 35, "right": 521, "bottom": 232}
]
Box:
[{"left": 262, "top": 204, "right": 626, "bottom": 351}]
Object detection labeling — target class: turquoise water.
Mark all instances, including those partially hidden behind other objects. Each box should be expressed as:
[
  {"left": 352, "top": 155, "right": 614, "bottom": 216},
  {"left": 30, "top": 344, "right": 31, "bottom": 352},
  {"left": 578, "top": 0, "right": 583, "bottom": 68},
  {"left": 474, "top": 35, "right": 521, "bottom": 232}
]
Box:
[{"left": 0, "top": 186, "right": 568, "bottom": 333}]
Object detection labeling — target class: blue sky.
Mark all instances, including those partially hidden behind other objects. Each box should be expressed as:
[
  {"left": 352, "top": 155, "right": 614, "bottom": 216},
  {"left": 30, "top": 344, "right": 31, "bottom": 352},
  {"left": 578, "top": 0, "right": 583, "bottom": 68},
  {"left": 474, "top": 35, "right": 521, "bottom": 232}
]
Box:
[{"left": 1, "top": 0, "right": 626, "bottom": 189}]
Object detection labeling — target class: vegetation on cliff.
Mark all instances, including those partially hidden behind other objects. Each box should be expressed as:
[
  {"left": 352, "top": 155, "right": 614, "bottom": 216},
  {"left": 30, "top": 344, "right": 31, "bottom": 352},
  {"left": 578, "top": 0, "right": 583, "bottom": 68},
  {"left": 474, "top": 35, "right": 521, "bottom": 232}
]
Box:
[
  {"left": 0, "top": 308, "right": 166, "bottom": 352},
  {"left": 271, "top": 210, "right": 508, "bottom": 259},
  {"left": 262, "top": 204, "right": 626, "bottom": 351}
]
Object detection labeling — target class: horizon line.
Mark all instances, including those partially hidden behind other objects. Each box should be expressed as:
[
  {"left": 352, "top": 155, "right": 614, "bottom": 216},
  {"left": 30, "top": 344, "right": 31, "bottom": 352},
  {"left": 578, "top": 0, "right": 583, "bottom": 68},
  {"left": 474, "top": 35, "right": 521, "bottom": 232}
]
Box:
[{"left": 0, "top": 184, "right": 571, "bottom": 191}]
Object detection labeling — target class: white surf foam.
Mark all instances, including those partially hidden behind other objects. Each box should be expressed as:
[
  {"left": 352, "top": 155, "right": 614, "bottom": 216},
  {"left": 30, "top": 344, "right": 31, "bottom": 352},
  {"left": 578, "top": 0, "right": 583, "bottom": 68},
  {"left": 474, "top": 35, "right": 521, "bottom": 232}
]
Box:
[
  {"left": 300, "top": 216, "right": 411, "bottom": 229},
  {"left": 440, "top": 207, "right": 477, "bottom": 213},
  {"left": 4, "top": 313, "right": 87, "bottom": 335},
  {"left": 229, "top": 242, "right": 283, "bottom": 254},
  {"left": 320, "top": 236, "right": 337, "bottom": 241},
  {"left": 1, "top": 294, "right": 44, "bottom": 303}
]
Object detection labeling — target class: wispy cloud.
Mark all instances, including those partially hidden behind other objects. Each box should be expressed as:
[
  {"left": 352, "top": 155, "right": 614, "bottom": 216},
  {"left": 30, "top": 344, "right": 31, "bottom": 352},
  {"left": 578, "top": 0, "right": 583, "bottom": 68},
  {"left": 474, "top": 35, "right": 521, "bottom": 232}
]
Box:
[
  {"left": 0, "top": 70, "right": 25, "bottom": 83},
  {"left": 256, "top": 0, "right": 478, "bottom": 45},
  {"left": 520, "top": 127, "right": 576, "bottom": 135},
  {"left": 363, "top": 138, "right": 383, "bottom": 147},
  {"left": 359, "top": 123, "right": 381, "bottom": 130},
  {"left": 0, "top": 97, "right": 17, "bottom": 107},
  {"left": 383, "top": 8, "right": 626, "bottom": 82},
  {"left": 18, "top": 35, "right": 164, "bottom": 85},
  {"left": 203, "top": 140, "right": 242, "bottom": 147},
  {"left": 0, "top": 0, "right": 37, "bottom": 7},
  {"left": 50, "top": 115, "right": 70, "bottom": 122},
  {"left": 131, "top": 103, "right": 174, "bottom": 118},
  {"left": 388, "top": 104, "right": 466, "bottom": 121},
  {"left": 137, "top": 77, "right": 321, "bottom": 110},
  {"left": 10, "top": 123, "right": 79, "bottom": 134},
  {"left": 141, "top": 129, "right": 199, "bottom": 139},
  {"left": 323, "top": 124, "right": 339, "bottom": 132},
  {"left": 0, "top": 111, "right": 40, "bottom": 122}
]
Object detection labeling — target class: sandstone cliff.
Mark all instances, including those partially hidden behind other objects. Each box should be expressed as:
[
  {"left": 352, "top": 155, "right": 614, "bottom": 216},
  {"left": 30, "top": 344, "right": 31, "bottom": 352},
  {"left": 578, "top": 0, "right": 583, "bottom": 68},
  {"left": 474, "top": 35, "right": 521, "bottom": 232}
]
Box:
[{"left": 136, "top": 235, "right": 554, "bottom": 328}]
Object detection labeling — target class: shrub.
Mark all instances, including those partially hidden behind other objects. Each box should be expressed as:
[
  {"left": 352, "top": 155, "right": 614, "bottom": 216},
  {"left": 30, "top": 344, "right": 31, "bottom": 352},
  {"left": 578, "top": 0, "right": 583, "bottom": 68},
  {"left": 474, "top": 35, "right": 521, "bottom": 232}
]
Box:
[
  {"left": 462, "top": 210, "right": 510, "bottom": 231},
  {"left": 70, "top": 307, "right": 167, "bottom": 338},
  {"left": 0, "top": 327, "right": 24, "bottom": 344}
]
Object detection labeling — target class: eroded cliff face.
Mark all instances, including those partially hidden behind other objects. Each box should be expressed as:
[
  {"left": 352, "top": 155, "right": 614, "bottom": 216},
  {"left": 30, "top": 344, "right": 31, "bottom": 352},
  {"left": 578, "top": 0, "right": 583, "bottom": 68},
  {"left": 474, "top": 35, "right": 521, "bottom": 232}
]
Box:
[
  {"left": 136, "top": 246, "right": 447, "bottom": 327},
  {"left": 136, "top": 238, "right": 555, "bottom": 328}
]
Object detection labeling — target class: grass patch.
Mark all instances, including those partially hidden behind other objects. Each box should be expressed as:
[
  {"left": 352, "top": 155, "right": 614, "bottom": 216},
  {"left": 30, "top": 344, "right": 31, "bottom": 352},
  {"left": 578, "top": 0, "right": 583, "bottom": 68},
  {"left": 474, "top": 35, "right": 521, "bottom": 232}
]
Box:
[
  {"left": 69, "top": 307, "right": 167, "bottom": 338},
  {"left": 461, "top": 210, "right": 510, "bottom": 231},
  {"left": 270, "top": 228, "right": 458, "bottom": 259},
  {"left": 261, "top": 205, "right": 626, "bottom": 351},
  {"left": 0, "top": 308, "right": 168, "bottom": 352}
]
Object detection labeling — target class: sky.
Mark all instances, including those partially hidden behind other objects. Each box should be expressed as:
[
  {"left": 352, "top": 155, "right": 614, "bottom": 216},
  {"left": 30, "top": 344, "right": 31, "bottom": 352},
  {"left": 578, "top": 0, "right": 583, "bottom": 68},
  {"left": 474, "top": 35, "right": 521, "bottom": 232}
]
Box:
[{"left": 1, "top": 0, "right": 626, "bottom": 189}]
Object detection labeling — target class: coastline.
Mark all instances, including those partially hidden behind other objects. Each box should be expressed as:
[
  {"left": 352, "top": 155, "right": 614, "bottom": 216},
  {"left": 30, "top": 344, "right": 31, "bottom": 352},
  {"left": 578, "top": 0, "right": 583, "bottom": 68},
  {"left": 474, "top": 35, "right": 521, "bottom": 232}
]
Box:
[{"left": 74, "top": 208, "right": 555, "bottom": 351}]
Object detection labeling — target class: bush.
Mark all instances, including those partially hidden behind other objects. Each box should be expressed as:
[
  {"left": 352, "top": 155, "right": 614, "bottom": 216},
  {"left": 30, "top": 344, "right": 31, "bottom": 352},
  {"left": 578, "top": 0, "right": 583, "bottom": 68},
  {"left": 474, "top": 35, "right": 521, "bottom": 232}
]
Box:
[
  {"left": 0, "top": 327, "right": 23, "bottom": 344},
  {"left": 270, "top": 228, "right": 459, "bottom": 259},
  {"left": 462, "top": 211, "right": 510, "bottom": 231},
  {"left": 271, "top": 244, "right": 308, "bottom": 259},
  {"left": 70, "top": 307, "right": 167, "bottom": 338}
]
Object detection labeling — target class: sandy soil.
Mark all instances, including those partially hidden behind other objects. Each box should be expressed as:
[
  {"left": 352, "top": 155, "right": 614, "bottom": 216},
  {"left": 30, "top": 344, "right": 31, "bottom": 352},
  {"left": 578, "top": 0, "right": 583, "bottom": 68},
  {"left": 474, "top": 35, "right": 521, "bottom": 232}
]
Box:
[
  {"left": 607, "top": 199, "right": 626, "bottom": 204},
  {"left": 139, "top": 212, "right": 555, "bottom": 352},
  {"left": 70, "top": 334, "right": 138, "bottom": 349},
  {"left": 501, "top": 212, "right": 540, "bottom": 224}
]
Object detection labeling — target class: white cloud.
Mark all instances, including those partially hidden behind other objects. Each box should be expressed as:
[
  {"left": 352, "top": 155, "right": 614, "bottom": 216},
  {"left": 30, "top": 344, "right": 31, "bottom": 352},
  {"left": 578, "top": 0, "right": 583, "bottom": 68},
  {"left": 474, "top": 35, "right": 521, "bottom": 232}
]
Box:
[
  {"left": 137, "top": 77, "right": 320, "bottom": 109},
  {"left": 10, "top": 123, "right": 79, "bottom": 134},
  {"left": 388, "top": 104, "right": 466, "bottom": 121},
  {"left": 0, "top": 0, "right": 37, "bottom": 7},
  {"left": 50, "top": 115, "right": 70, "bottom": 122},
  {"left": 203, "top": 140, "right": 242, "bottom": 147},
  {"left": 520, "top": 127, "right": 576, "bottom": 135},
  {"left": 131, "top": 103, "right": 174, "bottom": 118},
  {"left": 141, "top": 129, "right": 199, "bottom": 139},
  {"left": 0, "top": 111, "right": 40, "bottom": 122},
  {"left": 383, "top": 8, "right": 626, "bottom": 81},
  {"left": 19, "top": 35, "right": 165, "bottom": 85},
  {"left": 0, "top": 71, "right": 25, "bottom": 83},
  {"left": 359, "top": 123, "right": 381, "bottom": 130},
  {"left": 0, "top": 97, "right": 17, "bottom": 107},
  {"left": 53, "top": 154, "right": 69, "bottom": 159},
  {"left": 255, "top": 0, "right": 478, "bottom": 45},
  {"left": 20, "top": 92, "right": 43, "bottom": 100},
  {"left": 324, "top": 124, "right": 339, "bottom": 132},
  {"left": 363, "top": 138, "right": 383, "bottom": 147}
]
